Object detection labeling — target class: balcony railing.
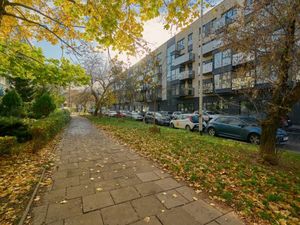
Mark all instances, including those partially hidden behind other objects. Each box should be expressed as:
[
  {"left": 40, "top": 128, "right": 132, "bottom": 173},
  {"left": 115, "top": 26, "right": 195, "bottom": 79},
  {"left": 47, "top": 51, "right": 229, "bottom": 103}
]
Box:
[
  {"left": 201, "top": 39, "right": 223, "bottom": 55},
  {"left": 179, "top": 88, "right": 194, "bottom": 97},
  {"left": 179, "top": 70, "right": 195, "bottom": 80},
  {"left": 173, "top": 53, "right": 195, "bottom": 66},
  {"left": 202, "top": 61, "right": 213, "bottom": 74}
]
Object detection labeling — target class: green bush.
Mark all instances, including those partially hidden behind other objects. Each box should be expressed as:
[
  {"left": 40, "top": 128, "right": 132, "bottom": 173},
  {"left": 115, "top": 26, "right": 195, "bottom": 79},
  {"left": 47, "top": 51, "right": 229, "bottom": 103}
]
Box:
[
  {"left": 0, "top": 136, "right": 17, "bottom": 155},
  {"left": 32, "top": 93, "right": 56, "bottom": 118},
  {"left": 30, "top": 110, "right": 70, "bottom": 151},
  {"left": 0, "top": 89, "right": 23, "bottom": 117},
  {"left": 0, "top": 117, "right": 32, "bottom": 142}
]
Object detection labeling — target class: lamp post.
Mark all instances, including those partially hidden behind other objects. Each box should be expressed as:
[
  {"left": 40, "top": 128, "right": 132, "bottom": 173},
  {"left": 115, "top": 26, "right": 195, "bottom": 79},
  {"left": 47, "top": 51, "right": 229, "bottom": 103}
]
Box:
[{"left": 199, "top": 0, "right": 204, "bottom": 135}]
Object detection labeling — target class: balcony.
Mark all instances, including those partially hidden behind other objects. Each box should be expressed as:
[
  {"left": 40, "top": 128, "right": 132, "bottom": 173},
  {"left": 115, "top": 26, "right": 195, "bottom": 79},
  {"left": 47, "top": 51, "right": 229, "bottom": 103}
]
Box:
[
  {"left": 179, "top": 70, "right": 195, "bottom": 80},
  {"left": 214, "top": 17, "right": 225, "bottom": 32},
  {"left": 202, "top": 61, "right": 213, "bottom": 74},
  {"left": 173, "top": 53, "right": 195, "bottom": 66},
  {"left": 232, "top": 53, "right": 254, "bottom": 66},
  {"left": 179, "top": 88, "right": 194, "bottom": 97},
  {"left": 201, "top": 39, "right": 223, "bottom": 55}
]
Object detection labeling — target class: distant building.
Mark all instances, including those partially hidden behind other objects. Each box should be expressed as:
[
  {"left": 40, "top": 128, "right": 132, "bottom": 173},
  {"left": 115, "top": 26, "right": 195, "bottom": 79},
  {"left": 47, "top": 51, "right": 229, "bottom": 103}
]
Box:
[{"left": 114, "top": 0, "right": 300, "bottom": 124}]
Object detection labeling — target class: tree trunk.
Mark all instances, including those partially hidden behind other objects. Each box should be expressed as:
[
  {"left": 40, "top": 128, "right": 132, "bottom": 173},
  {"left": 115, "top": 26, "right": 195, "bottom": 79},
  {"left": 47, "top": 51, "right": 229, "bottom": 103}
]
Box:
[
  {"left": 260, "top": 112, "right": 280, "bottom": 165},
  {"left": 93, "top": 104, "right": 99, "bottom": 116}
]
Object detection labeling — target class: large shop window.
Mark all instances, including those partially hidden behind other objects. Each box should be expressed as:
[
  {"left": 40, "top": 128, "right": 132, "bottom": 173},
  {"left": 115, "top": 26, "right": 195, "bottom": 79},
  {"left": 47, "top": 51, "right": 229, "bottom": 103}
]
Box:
[
  {"left": 214, "top": 50, "right": 231, "bottom": 69},
  {"left": 214, "top": 72, "right": 232, "bottom": 90}
]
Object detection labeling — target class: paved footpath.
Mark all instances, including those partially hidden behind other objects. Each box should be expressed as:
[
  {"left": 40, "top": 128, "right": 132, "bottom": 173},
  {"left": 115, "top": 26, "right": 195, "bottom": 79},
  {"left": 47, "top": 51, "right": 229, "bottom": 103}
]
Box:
[{"left": 31, "top": 116, "right": 244, "bottom": 225}]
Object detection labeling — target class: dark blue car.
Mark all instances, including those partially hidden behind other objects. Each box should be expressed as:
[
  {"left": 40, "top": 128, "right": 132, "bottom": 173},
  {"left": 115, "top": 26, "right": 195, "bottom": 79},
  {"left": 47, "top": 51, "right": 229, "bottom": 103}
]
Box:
[{"left": 206, "top": 116, "right": 288, "bottom": 144}]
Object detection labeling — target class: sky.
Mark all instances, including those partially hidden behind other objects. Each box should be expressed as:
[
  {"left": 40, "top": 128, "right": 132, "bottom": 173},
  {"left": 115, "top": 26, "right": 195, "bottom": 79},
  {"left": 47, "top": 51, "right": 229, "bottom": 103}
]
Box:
[{"left": 34, "top": 17, "right": 176, "bottom": 65}]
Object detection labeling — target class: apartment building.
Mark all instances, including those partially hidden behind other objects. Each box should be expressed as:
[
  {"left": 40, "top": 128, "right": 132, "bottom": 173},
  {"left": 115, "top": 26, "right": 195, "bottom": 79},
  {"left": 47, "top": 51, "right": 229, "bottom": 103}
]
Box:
[{"left": 115, "top": 0, "right": 300, "bottom": 123}]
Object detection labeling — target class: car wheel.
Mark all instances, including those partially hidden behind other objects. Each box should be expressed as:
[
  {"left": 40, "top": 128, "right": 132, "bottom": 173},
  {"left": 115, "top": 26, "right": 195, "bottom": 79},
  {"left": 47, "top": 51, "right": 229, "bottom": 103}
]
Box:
[
  {"left": 208, "top": 127, "right": 216, "bottom": 136},
  {"left": 248, "top": 133, "right": 260, "bottom": 145},
  {"left": 170, "top": 123, "right": 175, "bottom": 128},
  {"left": 185, "top": 125, "right": 191, "bottom": 131}
]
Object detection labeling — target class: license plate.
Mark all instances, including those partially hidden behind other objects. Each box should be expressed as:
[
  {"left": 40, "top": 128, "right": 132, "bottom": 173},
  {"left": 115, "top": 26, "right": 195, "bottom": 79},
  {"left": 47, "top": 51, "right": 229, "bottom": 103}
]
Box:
[{"left": 283, "top": 137, "right": 288, "bottom": 141}]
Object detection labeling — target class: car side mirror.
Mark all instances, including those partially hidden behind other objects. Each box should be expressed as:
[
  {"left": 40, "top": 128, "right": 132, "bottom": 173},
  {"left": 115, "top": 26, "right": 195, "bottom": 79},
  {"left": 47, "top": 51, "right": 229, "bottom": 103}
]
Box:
[{"left": 239, "top": 124, "right": 245, "bottom": 128}]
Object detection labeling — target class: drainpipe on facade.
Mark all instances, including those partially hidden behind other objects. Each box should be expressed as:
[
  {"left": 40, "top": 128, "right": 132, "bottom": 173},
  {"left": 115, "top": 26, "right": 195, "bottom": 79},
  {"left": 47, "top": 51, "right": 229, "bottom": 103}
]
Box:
[{"left": 199, "top": 0, "right": 204, "bottom": 135}]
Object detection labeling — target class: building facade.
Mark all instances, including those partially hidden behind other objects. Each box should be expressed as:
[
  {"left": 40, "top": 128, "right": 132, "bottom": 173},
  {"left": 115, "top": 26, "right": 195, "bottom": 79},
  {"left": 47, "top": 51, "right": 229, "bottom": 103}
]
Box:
[{"left": 117, "top": 0, "right": 300, "bottom": 124}]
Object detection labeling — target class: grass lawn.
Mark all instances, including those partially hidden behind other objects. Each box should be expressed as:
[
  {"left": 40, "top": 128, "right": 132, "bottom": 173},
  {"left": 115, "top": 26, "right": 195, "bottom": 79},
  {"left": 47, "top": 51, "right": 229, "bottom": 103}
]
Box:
[{"left": 88, "top": 116, "right": 300, "bottom": 225}]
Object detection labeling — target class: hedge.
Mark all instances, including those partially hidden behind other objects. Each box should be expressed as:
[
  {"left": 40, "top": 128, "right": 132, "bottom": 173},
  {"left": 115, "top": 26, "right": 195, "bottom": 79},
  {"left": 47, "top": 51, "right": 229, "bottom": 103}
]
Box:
[
  {"left": 0, "top": 136, "right": 17, "bottom": 155},
  {"left": 30, "top": 110, "right": 71, "bottom": 152},
  {"left": 0, "top": 117, "right": 32, "bottom": 142}
]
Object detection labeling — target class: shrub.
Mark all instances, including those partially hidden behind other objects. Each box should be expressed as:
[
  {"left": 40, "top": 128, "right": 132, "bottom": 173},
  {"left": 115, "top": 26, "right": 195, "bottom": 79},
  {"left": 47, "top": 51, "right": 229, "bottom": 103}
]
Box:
[
  {"left": 0, "top": 117, "right": 32, "bottom": 142},
  {"left": 32, "top": 93, "right": 56, "bottom": 118},
  {"left": 0, "top": 89, "right": 23, "bottom": 117},
  {"left": 0, "top": 136, "right": 17, "bottom": 155},
  {"left": 30, "top": 110, "right": 70, "bottom": 152}
]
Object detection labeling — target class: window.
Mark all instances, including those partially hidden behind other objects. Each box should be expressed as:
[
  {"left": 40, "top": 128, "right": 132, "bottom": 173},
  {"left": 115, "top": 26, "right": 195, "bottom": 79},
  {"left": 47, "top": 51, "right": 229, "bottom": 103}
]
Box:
[
  {"left": 188, "top": 33, "right": 193, "bottom": 45},
  {"left": 214, "top": 50, "right": 232, "bottom": 69},
  {"left": 203, "top": 19, "right": 216, "bottom": 37},
  {"left": 223, "top": 49, "right": 232, "bottom": 66},
  {"left": 227, "top": 118, "right": 242, "bottom": 126},
  {"left": 214, "top": 52, "right": 222, "bottom": 69},
  {"left": 214, "top": 72, "right": 232, "bottom": 90},
  {"left": 188, "top": 63, "right": 193, "bottom": 71},
  {"left": 179, "top": 65, "right": 185, "bottom": 73},
  {"left": 177, "top": 38, "right": 185, "bottom": 50},
  {"left": 188, "top": 33, "right": 193, "bottom": 41},
  {"left": 203, "top": 79, "right": 213, "bottom": 93},
  {"left": 232, "top": 70, "right": 255, "bottom": 90},
  {"left": 216, "top": 117, "right": 230, "bottom": 124},
  {"left": 224, "top": 8, "right": 237, "bottom": 24}
]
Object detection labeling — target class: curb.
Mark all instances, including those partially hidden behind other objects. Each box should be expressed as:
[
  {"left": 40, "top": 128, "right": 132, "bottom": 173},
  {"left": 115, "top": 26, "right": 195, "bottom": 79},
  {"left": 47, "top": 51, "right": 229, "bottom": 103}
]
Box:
[{"left": 18, "top": 168, "right": 46, "bottom": 225}]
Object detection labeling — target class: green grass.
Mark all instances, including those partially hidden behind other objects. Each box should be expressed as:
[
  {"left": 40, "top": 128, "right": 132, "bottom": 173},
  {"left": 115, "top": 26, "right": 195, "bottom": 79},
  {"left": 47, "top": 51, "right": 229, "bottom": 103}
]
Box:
[{"left": 88, "top": 116, "right": 300, "bottom": 224}]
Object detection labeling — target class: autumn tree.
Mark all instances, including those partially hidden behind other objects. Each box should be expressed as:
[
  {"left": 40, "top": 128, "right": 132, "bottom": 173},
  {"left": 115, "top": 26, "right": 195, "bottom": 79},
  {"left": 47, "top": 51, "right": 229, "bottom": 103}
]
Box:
[
  {"left": 224, "top": 0, "right": 300, "bottom": 164},
  {"left": 0, "top": 0, "right": 214, "bottom": 54},
  {"left": 82, "top": 50, "right": 124, "bottom": 116}
]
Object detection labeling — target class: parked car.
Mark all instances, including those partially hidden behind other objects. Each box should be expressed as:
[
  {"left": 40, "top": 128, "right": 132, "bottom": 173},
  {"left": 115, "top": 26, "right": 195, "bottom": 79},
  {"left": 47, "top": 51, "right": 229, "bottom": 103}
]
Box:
[
  {"left": 130, "top": 112, "right": 144, "bottom": 121},
  {"left": 205, "top": 111, "right": 221, "bottom": 120},
  {"left": 206, "top": 116, "right": 288, "bottom": 144},
  {"left": 144, "top": 112, "right": 170, "bottom": 126},
  {"left": 280, "top": 114, "right": 292, "bottom": 129},
  {"left": 159, "top": 111, "right": 173, "bottom": 120},
  {"left": 193, "top": 110, "right": 220, "bottom": 122},
  {"left": 170, "top": 114, "right": 207, "bottom": 131},
  {"left": 108, "top": 111, "right": 117, "bottom": 117},
  {"left": 115, "top": 111, "right": 126, "bottom": 118},
  {"left": 193, "top": 111, "right": 210, "bottom": 122},
  {"left": 171, "top": 111, "right": 182, "bottom": 119}
]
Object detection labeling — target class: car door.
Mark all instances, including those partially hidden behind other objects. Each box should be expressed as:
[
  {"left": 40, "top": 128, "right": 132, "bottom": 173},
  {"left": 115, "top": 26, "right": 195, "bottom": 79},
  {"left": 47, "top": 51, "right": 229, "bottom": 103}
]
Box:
[
  {"left": 179, "top": 115, "right": 189, "bottom": 128},
  {"left": 174, "top": 115, "right": 182, "bottom": 128},
  {"left": 213, "top": 117, "right": 230, "bottom": 136},
  {"left": 223, "top": 118, "right": 244, "bottom": 139}
]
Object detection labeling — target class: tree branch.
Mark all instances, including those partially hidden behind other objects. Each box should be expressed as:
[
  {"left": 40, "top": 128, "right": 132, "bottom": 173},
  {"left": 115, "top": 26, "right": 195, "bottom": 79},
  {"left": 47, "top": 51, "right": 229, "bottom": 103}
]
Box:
[{"left": 3, "top": 12, "right": 81, "bottom": 55}]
